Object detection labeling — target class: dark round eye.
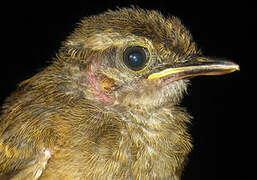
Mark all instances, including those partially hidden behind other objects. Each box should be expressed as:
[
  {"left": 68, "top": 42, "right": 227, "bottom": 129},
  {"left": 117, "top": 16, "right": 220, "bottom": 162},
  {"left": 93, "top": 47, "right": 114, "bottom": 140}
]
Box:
[{"left": 123, "top": 46, "right": 149, "bottom": 71}]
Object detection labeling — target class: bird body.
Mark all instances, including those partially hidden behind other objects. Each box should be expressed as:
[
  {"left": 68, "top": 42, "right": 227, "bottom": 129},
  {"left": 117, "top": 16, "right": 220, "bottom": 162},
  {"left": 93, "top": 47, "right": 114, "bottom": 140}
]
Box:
[{"left": 0, "top": 8, "right": 238, "bottom": 179}]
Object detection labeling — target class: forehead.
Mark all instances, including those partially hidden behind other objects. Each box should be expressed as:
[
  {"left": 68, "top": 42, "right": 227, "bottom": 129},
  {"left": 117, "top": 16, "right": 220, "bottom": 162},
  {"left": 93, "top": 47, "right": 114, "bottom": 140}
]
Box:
[{"left": 65, "top": 8, "right": 197, "bottom": 56}]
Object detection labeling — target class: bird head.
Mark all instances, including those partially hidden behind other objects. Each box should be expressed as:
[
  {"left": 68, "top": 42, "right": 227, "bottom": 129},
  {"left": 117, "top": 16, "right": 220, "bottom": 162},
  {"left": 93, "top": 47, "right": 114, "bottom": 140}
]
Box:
[{"left": 59, "top": 8, "right": 239, "bottom": 111}]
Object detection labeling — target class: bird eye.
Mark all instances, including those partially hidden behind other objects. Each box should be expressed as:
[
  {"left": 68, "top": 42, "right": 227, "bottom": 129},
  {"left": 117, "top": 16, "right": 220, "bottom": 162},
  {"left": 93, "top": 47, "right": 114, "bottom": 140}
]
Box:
[{"left": 123, "top": 46, "right": 149, "bottom": 71}]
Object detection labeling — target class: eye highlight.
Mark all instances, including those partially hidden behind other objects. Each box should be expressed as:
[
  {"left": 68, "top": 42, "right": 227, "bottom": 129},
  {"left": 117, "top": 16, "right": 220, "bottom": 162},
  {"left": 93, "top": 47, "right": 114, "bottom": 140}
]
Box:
[{"left": 123, "top": 46, "right": 149, "bottom": 71}]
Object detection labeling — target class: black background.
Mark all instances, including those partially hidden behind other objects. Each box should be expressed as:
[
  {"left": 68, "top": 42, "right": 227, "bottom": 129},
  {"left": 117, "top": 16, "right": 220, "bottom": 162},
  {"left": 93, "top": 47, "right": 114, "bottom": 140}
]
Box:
[{"left": 1, "top": 1, "right": 255, "bottom": 179}]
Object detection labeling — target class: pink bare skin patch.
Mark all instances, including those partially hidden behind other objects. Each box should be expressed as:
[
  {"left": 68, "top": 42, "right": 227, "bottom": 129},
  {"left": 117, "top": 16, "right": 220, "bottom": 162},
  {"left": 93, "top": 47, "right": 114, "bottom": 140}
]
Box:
[{"left": 85, "top": 60, "right": 114, "bottom": 105}]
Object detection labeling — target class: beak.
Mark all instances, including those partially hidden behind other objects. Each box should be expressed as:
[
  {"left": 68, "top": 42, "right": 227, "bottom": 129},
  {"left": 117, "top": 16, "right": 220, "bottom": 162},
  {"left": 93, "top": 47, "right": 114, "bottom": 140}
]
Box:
[{"left": 148, "top": 56, "right": 240, "bottom": 81}]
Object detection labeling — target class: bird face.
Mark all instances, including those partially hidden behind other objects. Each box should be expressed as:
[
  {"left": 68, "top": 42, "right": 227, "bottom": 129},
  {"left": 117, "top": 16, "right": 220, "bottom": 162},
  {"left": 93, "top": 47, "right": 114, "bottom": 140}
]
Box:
[{"left": 61, "top": 8, "right": 238, "bottom": 110}]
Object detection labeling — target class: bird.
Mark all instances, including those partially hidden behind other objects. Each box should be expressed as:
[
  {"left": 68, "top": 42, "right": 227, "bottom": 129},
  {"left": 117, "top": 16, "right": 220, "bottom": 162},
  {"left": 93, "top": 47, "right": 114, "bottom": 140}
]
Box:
[{"left": 0, "top": 7, "right": 239, "bottom": 180}]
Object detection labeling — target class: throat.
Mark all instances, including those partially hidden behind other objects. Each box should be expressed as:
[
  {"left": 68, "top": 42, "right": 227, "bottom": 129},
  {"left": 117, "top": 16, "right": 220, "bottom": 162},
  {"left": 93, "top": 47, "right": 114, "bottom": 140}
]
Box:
[{"left": 119, "top": 105, "right": 192, "bottom": 177}]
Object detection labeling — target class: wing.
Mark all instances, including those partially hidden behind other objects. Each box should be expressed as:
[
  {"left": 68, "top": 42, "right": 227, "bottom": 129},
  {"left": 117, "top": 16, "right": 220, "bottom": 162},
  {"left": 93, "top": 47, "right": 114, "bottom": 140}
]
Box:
[
  {"left": 0, "top": 88, "right": 55, "bottom": 179},
  {"left": 0, "top": 146, "right": 51, "bottom": 180}
]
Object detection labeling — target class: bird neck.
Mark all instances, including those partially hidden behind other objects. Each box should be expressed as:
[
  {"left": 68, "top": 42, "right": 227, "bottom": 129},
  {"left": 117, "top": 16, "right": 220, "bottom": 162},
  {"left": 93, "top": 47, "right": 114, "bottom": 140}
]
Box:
[{"left": 118, "top": 105, "right": 192, "bottom": 178}]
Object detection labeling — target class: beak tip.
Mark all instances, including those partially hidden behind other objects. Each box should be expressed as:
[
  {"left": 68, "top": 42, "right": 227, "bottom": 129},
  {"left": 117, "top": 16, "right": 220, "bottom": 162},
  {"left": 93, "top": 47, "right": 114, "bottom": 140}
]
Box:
[
  {"left": 228, "top": 62, "right": 240, "bottom": 73},
  {"left": 235, "top": 64, "right": 240, "bottom": 71}
]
